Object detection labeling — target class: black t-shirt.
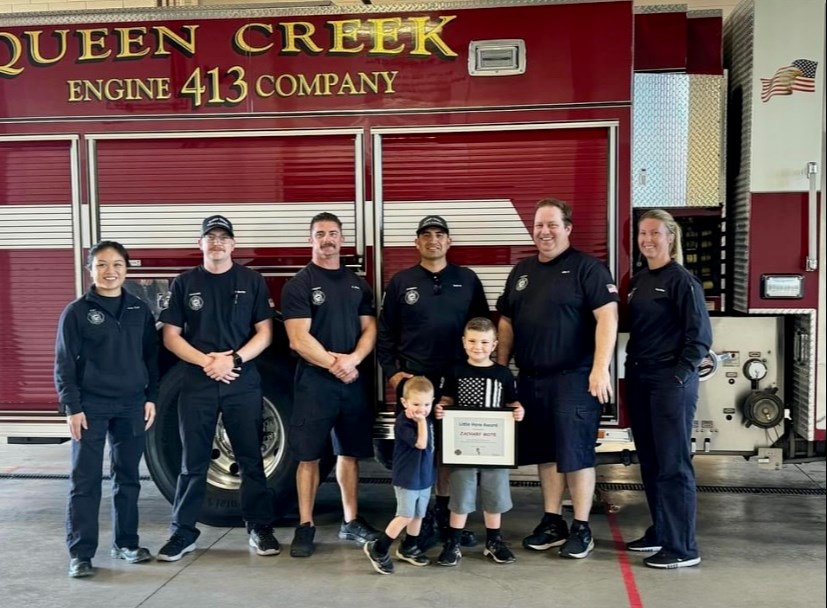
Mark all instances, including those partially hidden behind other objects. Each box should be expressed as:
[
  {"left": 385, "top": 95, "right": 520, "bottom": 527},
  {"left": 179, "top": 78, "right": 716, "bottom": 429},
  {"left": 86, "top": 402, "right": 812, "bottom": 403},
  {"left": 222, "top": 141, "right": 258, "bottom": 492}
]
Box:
[
  {"left": 160, "top": 263, "right": 273, "bottom": 353},
  {"left": 626, "top": 261, "right": 713, "bottom": 377},
  {"left": 442, "top": 362, "right": 518, "bottom": 408},
  {"left": 377, "top": 263, "right": 489, "bottom": 378},
  {"left": 392, "top": 414, "right": 435, "bottom": 491},
  {"left": 281, "top": 263, "right": 375, "bottom": 354},
  {"left": 496, "top": 248, "right": 619, "bottom": 372}
]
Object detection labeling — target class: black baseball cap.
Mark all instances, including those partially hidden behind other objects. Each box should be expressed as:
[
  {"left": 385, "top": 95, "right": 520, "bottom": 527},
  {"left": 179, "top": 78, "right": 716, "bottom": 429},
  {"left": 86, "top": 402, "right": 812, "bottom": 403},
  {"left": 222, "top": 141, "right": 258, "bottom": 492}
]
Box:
[
  {"left": 201, "top": 215, "right": 234, "bottom": 238},
  {"left": 416, "top": 215, "right": 449, "bottom": 234}
]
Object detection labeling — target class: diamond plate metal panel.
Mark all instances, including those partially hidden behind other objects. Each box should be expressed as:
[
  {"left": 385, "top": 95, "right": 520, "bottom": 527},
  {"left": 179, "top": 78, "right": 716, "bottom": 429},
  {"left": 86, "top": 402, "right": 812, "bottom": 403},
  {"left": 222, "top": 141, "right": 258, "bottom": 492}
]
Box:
[
  {"left": 724, "top": 0, "right": 755, "bottom": 313},
  {"left": 791, "top": 312, "right": 817, "bottom": 441},
  {"left": 633, "top": 73, "right": 689, "bottom": 208},
  {"left": 633, "top": 73, "right": 724, "bottom": 209},
  {"left": 687, "top": 75, "right": 725, "bottom": 207}
]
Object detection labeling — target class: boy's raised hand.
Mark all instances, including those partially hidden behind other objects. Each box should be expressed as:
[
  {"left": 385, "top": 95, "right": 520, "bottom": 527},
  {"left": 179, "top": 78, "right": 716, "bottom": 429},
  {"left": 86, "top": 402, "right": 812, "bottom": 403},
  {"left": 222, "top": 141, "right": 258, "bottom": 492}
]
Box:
[{"left": 510, "top": 402, "right": 525, "bottom": 422}]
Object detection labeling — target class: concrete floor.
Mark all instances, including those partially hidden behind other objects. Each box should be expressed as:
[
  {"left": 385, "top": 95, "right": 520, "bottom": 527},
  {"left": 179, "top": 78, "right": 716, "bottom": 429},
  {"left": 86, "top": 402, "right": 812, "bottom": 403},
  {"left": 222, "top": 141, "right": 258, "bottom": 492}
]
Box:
[{"left": 0, "top": 442, "right": 824, "bottom": 608}]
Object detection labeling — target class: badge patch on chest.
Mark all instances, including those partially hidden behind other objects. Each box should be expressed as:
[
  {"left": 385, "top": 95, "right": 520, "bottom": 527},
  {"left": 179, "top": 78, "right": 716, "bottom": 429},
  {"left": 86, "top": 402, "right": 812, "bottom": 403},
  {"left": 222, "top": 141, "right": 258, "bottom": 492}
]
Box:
[
  {"left": 312, "top": 288, "right": 326, "bottom": 305},
  {"left": 188, "top": 294, "right": 204, "bottom": 310},
  {"left": 404, "top": 288, "right": 420, "bottom": 305},
  {"left": 516, "top": 275, "right": 529, "bottom": 291},
  {"left": 87, "top": 310, "right": 104, "bottom": 325}
]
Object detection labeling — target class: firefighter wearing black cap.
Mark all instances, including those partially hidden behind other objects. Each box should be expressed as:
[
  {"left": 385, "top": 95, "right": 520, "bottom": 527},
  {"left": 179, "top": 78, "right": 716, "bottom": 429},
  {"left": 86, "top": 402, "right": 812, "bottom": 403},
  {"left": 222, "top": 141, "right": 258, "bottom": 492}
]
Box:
[
  {"left": 55, "top": 240, "right": 159, "bottom": 578},
  {"left": 156, "top": 215, "right": 279, "bottom": 561},
  {"left": 377, "top": 214, "right": 489, "bottom": 547}
]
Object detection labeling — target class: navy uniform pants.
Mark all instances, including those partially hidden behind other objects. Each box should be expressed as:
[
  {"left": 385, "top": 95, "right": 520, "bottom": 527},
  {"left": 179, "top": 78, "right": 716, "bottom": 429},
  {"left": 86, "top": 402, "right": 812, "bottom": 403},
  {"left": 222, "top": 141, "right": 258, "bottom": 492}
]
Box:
[
  {"left": 626, "top": 365, "right": 700, "bottom": 559},
  {"left": 66, "top": 403, "right": 145, "bottom": 559},
  {"left": 171, "top": 365, "right": 273, "bottom": 542}
]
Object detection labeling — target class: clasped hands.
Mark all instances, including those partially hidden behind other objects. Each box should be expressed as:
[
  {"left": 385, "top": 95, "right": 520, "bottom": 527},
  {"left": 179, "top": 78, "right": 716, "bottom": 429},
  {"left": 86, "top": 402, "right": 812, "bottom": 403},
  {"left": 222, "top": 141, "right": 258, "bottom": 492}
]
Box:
[
  {"left": 327, "top": 352, "right": 360, "bottom": 384},
  {"left": 203, "top": 351, "right": 239, "bottom": 384}
]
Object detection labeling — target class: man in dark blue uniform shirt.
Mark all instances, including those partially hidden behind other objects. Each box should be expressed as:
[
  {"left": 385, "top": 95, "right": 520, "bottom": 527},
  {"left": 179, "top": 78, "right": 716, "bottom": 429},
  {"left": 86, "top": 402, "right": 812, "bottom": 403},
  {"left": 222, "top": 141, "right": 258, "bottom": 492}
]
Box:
[
  {"left": 496, "top": 198, "right": 619, "bottom": 560},
  {"left": 55, "top": 240, "right": 159, "bottom": 578},
  {"left": 377, "top": 215, "right": 489, "bottom": 547},
  {"left": 282, "top": 212, "right": 379, "bottom": 558},
  {"left": 157, "top": 215, "right": 279, "bottom": 561}
]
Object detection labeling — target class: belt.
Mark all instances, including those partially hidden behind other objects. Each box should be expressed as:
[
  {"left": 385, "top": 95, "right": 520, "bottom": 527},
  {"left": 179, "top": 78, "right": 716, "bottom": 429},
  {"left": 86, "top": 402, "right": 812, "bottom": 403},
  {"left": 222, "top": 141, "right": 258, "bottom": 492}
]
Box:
[
  {"left": 625, "top": 358, "right": 677, "bottom": 370},
  {"left": 519, "top": 367, "right": 587, "bottom": 378}
]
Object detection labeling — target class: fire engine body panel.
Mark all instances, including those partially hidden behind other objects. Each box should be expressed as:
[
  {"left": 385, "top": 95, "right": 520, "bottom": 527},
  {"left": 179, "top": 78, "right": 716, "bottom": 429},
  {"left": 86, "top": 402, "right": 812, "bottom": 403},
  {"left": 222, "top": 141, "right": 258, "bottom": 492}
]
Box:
[{"left": 0, "top": 0, "right": 823, "bottom": 524}]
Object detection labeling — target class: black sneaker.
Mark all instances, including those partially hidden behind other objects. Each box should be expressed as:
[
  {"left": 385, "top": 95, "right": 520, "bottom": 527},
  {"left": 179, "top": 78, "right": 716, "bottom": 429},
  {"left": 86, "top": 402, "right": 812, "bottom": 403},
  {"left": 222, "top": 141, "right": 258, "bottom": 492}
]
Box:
[
  {"left": 110, "top": 546, "right": 153, "bottom": 563},
  {"left": 364, "top": 540, "right": 394, "bottom": 574},
  {"left": 417, "top": 515, "right": 440, "bottom": 552},
  {"left": 290, "top": 523, "right": 316, "bottom": 558},
  {"left": 249, "top": 527, "right": 281, "bottom": 556},
  {"left": 559, "top": 524, "right": 594, "bottom": 559},
  {"left": 68, "top": 558, "right": 94, "bottom": 578},
  {"left": 459, "top": 529, "right": 478, "bottom": 547},
  {"left": 626, "top": 535, "right": 662, "bottom": 553},
  {"left": 395, "top": 545, "right": 430, "bottom": 567},
  {"left": 483, "top": 538, "right": 516, "bottom": 564},
  {"left": 522, "top": 514, "right": 569, "bottom": 551},
  {"left": 644, "top": 550, "right": 701, "bottom": 569},
  {"left": 157, "top": 534, "right": 196, "bottom": 562},
  {"left": 436, "top": 541, "right": 461, "bottom": 567},
  {"left": 338, "top": 515, "right": 380, "bottom": 544}
]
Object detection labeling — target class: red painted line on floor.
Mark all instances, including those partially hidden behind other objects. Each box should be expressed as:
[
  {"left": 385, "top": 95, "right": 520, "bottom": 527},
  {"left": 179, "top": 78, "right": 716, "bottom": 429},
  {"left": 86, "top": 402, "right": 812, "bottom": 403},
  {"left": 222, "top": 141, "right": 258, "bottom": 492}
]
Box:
[{"left": 605, "top": 507, "right": 644, "bottom": 608}]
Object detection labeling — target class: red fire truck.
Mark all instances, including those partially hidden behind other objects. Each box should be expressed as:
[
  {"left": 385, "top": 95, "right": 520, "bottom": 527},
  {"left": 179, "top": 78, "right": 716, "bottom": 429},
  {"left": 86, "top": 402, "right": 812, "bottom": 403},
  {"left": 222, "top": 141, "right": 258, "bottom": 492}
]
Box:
[{"left": 1, "top": 0, "right": 824, "bottom": 525}]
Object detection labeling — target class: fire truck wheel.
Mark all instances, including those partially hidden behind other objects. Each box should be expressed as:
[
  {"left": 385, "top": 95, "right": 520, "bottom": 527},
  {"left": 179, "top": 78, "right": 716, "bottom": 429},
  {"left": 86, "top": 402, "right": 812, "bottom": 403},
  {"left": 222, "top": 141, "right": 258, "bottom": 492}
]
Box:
[{"left": 145, "top": 360, "right": 329, "bottom": 527}]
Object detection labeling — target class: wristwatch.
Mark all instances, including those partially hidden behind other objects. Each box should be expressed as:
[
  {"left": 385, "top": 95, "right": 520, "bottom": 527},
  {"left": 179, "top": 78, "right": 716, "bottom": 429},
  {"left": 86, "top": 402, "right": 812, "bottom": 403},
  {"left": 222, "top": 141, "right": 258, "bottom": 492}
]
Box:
[{"left": 232, "top": 352, "right": 243, "bottom": 368}]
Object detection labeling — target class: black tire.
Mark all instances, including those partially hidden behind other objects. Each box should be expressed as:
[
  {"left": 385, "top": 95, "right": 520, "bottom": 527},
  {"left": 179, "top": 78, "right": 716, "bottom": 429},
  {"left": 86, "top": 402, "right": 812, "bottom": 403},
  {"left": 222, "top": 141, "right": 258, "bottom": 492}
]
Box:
[{"left": 145, "top": 358, "right": 312, "bottom": 527}]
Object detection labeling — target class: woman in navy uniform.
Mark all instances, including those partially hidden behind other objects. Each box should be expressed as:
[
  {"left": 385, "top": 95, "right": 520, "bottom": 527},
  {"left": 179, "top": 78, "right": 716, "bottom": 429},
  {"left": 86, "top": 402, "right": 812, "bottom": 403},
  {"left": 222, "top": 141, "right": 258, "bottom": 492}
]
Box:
[
  {"left": 625, "top": 208, "right": 712, "bottom": 569},
  {"left": 156, "top": 215, "right": 279, "bottom": 561},
  {"left": 55, "top": 240, "right": 158, "bottom": 578}
]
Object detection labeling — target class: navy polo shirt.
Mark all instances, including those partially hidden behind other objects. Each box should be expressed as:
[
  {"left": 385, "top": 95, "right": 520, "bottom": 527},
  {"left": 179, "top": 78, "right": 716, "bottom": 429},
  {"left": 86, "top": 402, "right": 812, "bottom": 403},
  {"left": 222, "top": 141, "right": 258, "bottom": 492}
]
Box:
[
  {"left": 160, "top": 263, "right": 273, "bottom": 353},
  {"left": 377, "top": 263, "right": 489, "bottom": 378},
  {"left": 281, "top": 263, "right": 375, "bottom": 354},
  {"left": 496, "top": 248, "right": 619, "bottom": 373}
]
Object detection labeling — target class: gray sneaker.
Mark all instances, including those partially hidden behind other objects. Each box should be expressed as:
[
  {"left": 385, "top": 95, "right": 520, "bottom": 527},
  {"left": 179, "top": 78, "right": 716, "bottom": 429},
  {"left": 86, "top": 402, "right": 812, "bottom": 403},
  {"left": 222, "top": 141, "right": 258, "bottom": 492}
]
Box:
[
  {"left": 68, "top": 558, "right": 94, "bottom": 578},
  {"left": 110, "top": 546, "right": 153, "bottom": 563}
]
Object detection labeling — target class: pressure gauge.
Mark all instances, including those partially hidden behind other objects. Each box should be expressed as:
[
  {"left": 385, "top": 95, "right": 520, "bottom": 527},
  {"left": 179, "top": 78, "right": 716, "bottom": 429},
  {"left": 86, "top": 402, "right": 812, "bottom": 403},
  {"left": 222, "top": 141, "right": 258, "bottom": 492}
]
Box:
[{"left": 743, "top": 358, "right": 768, "bottom": 381}]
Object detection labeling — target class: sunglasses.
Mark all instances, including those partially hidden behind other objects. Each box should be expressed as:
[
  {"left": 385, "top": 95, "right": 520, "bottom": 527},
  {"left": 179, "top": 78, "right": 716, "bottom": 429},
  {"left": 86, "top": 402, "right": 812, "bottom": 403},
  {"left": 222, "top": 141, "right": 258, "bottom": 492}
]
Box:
[{"left": 432, "top": 274, "right": 442, "bottom": 295}]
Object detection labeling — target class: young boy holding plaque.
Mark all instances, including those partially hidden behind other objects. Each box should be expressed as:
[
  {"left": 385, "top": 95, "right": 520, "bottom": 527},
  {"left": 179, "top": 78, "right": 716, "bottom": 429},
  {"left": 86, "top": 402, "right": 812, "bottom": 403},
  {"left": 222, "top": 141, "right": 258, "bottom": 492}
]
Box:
[{"left": 434, "top": 317, "right": 525, "bottom": 566}]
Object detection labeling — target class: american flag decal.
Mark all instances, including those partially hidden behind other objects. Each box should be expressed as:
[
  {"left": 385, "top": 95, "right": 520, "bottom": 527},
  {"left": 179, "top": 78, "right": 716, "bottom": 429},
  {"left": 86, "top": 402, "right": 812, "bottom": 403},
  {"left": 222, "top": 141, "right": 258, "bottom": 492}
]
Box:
[
  {"left": 457, "top": 377, "right": 503, "bottom": 408},
  {"left": 760, "top": 59, "right": 818, "bottom": 102}
]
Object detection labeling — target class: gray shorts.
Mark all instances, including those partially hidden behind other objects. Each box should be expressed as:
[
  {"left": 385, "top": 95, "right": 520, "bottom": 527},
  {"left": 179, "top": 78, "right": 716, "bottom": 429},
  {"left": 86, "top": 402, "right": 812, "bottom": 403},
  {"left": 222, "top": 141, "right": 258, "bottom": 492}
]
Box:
[
  {"left": 448, "top": 467, "right": 513, "bottom": 515},
  {"left": 394, "top": 486, "right": 431, "bottom": 518}
]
